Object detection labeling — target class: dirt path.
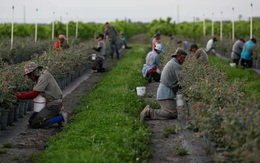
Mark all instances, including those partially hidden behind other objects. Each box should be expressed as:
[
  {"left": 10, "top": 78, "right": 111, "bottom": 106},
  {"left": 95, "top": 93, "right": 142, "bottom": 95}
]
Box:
[{"left": 144, "top": 83, "right": 213, "bottom": 163}]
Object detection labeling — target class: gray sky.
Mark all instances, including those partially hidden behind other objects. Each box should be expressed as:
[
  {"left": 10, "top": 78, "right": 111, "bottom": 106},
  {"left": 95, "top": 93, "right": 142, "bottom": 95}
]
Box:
[{"left": 1, "top": 0, "right": 260, "bottom": 24}]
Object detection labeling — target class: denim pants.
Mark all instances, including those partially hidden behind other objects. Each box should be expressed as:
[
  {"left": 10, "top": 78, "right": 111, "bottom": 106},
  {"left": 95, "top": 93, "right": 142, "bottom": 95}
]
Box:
[{"left": 109, "top": 39, "right": 119, "bottom": 59}]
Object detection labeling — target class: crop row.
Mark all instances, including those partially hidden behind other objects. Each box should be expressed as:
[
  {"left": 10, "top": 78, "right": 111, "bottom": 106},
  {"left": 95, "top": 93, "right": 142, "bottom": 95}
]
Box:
[
  {"left": 160, "top": 36, "right": 260, "bottom": 162},
  {"left": 0, "top": 39, "right": 100, "bottom": 130}
]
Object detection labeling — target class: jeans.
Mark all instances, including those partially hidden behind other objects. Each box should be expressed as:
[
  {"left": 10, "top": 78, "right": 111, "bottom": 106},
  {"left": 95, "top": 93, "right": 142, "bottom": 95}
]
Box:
[{"left": 109, "top": 39, "right": 119, "bottom": 59}]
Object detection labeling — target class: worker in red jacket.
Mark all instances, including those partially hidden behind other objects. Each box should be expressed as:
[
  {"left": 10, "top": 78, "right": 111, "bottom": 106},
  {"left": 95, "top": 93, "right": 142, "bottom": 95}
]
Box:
[
  {"left": 15, "top": 62, "right": 67, "bottom": 128},
  {"left": 54, "top": 34, "right": 70, "bottom": 51}
]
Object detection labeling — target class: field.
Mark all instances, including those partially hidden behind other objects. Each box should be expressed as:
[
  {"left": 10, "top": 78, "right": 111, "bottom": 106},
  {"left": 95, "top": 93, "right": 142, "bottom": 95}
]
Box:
[{"left": 0, "top": 19, "right": 260, "bottom": 163}]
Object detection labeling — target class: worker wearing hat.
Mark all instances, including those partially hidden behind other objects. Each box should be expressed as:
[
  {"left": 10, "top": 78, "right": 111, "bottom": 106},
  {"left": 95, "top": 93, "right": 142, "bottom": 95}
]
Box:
[
  {"left": 15, "top": 62, "right": 67, "bottom": 128},
  {"left": 92, "top": 34, "right": 107, "bottom": 72},
  {"left": 190, "top": 44, "right": 208, "bottom": 64},
  {"left": 142, "top": 43, "right": 164, "bottom": 83},
  {"left": 140, "top": 48, "right": 187, "bottom": 121},
  {"left": 151, "top": 32, "right": 161, "bottom": 50},
  {"left": 54, "top": 34, "right": 70, "bottom": 51}
]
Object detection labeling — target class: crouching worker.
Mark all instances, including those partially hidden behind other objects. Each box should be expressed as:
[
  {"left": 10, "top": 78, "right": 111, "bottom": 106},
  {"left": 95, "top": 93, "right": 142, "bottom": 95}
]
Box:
[
  {"left": 92, "top": 34, "right": 107, "bottom": 73},
  {"left": 142, "top": 43, "right": 164, "bottom": 83},
  {"left": 140, "top": 48, "right": 187, "bottom": 121},
  {"left": 15, "top": 62, "right": 67, "bottom": 129}
]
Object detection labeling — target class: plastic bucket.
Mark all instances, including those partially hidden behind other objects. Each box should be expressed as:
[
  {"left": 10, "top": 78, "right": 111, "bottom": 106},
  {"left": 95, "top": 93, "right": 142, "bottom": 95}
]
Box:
[
  {"left": 176, "top": 94, "right": 184, "bottom": 107},
  {"left": 230, "top": 63, "right": 236, "bottom": 67},
  {"left": 91, "top": 54, "right": 96, "bottom": 60},
  {"left": 122, "top": 45, "right": 125, "bottom": 49},
  {"left": 136, "top": 87, "right": 146, "bottom": 96},
  {"left": 33, "top": 95, "right": 46, "bottom": 112}
]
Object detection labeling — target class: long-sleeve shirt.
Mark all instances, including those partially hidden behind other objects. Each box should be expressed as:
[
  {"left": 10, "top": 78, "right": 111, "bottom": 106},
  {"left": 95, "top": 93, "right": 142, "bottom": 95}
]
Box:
[
  {"left": 104, "top": 26, "right": 118, "bottom": 40},
  {"left": 157, "top": 58, "right": 185, "bottom": 100},
  {"left": 142, "top": 51, "right": 160, "bottom": 77}
]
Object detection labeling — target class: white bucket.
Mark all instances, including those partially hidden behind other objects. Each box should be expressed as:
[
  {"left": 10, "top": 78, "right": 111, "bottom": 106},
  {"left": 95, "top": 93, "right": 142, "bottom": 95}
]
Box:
[
  {"left": 122, "top": 45, "right": 125, "bottom": 49},
  {"left": 136, "top": 86, "right": 146, "bottom": 96},
  {"left": 176, "top": 94, "right": 184, "bottom": 107},
  {"left": 33, "top": 95, "right": 46, "bottom": 112},
  {"left": 91, "top": 54, "right": 96, "bottom": 60},
  {"left": 230, "top": 63, "right": 236, "bottom": 67}
]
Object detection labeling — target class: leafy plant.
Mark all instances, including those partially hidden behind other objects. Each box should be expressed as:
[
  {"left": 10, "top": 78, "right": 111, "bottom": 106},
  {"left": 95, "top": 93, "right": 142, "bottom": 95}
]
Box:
[
  {"left": 163, "top": 125, "right": 179, "bottom": 138},
  {"left": 2, "top": 142, "right": 14, "bottom": 148},
  {"left": 0, "top": 149, "right": 8, "bottom": 155},
  {"left": 175, "top": 146, "right": 188, "bottom": 156}
]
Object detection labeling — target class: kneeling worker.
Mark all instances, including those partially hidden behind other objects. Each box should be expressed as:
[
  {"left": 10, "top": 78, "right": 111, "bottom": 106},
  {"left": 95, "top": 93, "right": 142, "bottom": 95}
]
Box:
[
  {"left": 15, "top": 62, "right": 67, "bottom": 128},
  {"left": 140, "top": 48, "right": 187, "bottom": 121},
  {"left": 92, "top": 34, "right": 107, "bottom": 72}
]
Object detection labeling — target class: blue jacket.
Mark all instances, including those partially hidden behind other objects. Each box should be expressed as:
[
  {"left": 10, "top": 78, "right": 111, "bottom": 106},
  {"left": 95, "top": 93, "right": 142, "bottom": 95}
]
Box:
[{"left": 241, "top": 40, "right": 255, "bottom": 60}]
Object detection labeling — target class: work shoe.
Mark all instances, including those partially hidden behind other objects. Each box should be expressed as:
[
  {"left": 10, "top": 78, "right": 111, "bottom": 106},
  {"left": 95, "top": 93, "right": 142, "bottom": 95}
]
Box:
[
  {"left": 58, "top": 110, "right": 68, "bottom": 127},
  {"left": 140, "top": 105, "right": 150, "bottom": 122}
]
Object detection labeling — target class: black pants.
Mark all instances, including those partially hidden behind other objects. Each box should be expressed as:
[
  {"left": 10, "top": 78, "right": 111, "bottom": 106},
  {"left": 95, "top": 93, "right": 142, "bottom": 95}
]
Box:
[
  {"left": 241, "top": 58, "right": 252, "bottom": 68},
  {"left": 92, "top": 57, "right": 106, "bottom": 72},
  {"left": 146, "top": 72, "right": 161, "bottom": 83},
  {"left": 29, "top": 104, "right": 61, "bottom": 129},
  {"left": 232, "top": 58, "right": 240, "bottom": 66}
]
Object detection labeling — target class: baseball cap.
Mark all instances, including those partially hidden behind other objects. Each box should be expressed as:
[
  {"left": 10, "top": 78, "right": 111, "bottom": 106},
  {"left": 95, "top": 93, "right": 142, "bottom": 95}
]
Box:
[
  {"left": 155, "top": 43, "right": 164, "bottom": 53},
  {"left": 58, "top": 34, "right": 66, "bottom": 40},
  {"left": 96, "top": 34, "right": 104, "bottom": 39},
  {"left": 189, "top": 44, "right": 198, "bottom": 51},
  {"left": 171, "top": 48, "right": 187, "bottom": 57}
]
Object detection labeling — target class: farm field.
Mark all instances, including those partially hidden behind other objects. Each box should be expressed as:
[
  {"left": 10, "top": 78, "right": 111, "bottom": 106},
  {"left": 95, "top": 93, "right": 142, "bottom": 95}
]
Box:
[{"left": 0, "top": 18, "right": 260, "bottom": 162}]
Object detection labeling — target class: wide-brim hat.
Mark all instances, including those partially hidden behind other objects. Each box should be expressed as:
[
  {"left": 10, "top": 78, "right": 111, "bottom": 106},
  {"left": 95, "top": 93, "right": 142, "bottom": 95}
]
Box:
[{"left": 24, "top": 62, "right": 42, "bottom": 76}]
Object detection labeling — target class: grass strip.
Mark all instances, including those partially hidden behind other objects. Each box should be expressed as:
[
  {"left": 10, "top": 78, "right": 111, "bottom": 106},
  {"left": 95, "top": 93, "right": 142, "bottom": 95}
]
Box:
[
  {"left": 208, "top": 55, "right": 260, "bottom": 100},
  {"left": 37, "top": 46, "right": 150, "bottom": 162}
]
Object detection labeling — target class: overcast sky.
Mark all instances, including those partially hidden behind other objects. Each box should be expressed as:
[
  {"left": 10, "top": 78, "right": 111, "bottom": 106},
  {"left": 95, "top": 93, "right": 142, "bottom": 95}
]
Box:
[{"left": 1, "top": 0, "right": 260, "bottom": 24}]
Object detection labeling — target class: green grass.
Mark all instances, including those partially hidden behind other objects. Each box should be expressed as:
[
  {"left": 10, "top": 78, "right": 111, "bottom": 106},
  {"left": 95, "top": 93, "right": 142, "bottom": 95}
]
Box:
[
  {"left": 37, "top": 46, "right": 151, "bottom": 162},
  {"left": 163, "top": 126, "right": 179, "bottom": 138},
  {"left": 0, "top": 149, "right": 8, "bottom": 155},
  {"left": 175, "top": 146, "right": 188, "bottom": 156},
  {"left": 2, "top": 142, "right": 14, "bottom": 148},
  {"left": 208, "top": 55, "right": 260, "bottom": 100}
]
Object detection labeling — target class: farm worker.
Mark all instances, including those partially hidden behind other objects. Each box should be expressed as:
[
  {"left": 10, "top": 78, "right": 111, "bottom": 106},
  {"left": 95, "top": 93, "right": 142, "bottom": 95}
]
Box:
[
  {"left": 120, "top": 32, "right": 131, "bottom": 49},
  {"left": 151, "top": 32, "right": 161, "bottom": 50},
  {"left": 104, "top": 22, "right": 120, "bottom": 59},
  {"left": 53, "top": 34, "right": 70, "bottom": 51},
  {"left": 142, "top": 43, "right": 164, "bottom": 83},
  {"left": 241, "top": 37, "right": 257, "bottom": 68},
  {"left": 231, "top": 38, "right": 245, "bottom": 65},
  {"left": 189, "top": 44, "right": 208, "bottom": 64},
  {"left": 206, "top": 36, "right": 217, "bottom": 54},
  {"left": 177, "top": 40, "right": 191, "bottom": 51},
  {"left": 92, "top": 34, "right": 107, "bottom": 73},
  {"left": 140, "top": 48, "right": 187, "bottom": 121},
  {"left": 15, "top": 62, "right": 67, "bottom": 128}
]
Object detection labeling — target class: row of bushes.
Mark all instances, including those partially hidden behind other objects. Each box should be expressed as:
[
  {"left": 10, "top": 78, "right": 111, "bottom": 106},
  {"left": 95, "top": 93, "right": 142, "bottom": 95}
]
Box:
[
  {"left": 0, "top": 21, "right": 147, "bottom": 40},
  {"left": 0, "top": 21, "right": 146, "bottom": 65},
  {"left": 147, "top": 17, "right": 260, "bottom": 39},
  {"left": 0, "top": 38, "right": 97, "bottom": 115},
  {"left": 159, "top": 36, "right": 260, "bottom": 162}
]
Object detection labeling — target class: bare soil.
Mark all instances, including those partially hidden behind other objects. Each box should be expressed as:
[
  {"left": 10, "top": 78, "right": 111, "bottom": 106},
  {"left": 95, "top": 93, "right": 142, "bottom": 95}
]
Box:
[{"left": 144, "top": 81, "right": 214, "bottom": 163}]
